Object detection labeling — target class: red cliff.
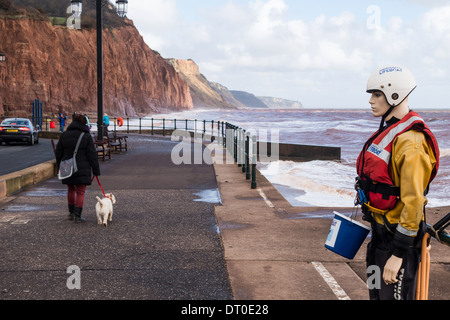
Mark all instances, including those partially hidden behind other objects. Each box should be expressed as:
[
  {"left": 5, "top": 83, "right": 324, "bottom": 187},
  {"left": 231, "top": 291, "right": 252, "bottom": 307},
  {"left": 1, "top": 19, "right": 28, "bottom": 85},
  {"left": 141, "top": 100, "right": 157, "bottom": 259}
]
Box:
[
  {"left": 166, "top": 58, "right": 237, "bottom": 110},
  {"left": 0, "top": 17, "right": 193, "bottom": 118}
]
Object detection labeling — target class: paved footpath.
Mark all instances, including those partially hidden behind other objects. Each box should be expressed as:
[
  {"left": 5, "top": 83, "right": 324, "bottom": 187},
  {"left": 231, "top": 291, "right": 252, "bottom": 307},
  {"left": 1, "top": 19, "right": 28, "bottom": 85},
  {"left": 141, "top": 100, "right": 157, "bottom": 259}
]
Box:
[
  {"left": 0, "top": 135, "right": 231, "bottom": 300},
  {"left": 0, "top": 134, "right": 448, "bottom": 302}
]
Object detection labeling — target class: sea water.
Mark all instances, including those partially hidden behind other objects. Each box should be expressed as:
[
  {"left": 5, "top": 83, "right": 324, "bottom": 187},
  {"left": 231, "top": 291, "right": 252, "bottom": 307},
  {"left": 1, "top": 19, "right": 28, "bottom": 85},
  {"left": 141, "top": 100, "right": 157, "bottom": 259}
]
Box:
[{"left": 142, "top": 108, "right": 450, "bottom": 208}]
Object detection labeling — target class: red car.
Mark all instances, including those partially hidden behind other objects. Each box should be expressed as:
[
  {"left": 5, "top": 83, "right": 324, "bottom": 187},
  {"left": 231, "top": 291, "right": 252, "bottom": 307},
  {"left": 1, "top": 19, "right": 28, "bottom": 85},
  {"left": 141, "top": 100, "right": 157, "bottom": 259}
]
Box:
[{"left": 0, "top": 118, "right": 40, "bottom": 145}]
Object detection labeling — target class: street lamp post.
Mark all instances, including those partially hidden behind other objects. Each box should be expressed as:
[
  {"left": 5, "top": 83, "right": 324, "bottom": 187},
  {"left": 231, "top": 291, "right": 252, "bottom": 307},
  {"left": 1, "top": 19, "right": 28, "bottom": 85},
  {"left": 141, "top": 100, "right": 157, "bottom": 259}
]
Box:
[
  {"left": 69, "top": 0, "right": 128, "bottom": 140},
  {"left": 96, "top": 0, "right": 104, "bottom": 140}
]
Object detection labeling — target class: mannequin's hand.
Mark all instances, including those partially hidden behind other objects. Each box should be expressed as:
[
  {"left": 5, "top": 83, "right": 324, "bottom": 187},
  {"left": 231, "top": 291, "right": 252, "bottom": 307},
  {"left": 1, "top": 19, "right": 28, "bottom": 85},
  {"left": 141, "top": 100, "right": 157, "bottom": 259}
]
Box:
[{"left": 383, "top": 255, "right": 403, "bottom": 285}]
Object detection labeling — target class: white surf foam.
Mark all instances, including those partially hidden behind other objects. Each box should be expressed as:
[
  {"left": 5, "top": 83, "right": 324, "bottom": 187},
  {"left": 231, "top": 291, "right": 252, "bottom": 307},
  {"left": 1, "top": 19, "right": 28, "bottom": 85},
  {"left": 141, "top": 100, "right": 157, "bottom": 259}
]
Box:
[{"left": 258, "top": 160, "right": 356, "bottom": 207}]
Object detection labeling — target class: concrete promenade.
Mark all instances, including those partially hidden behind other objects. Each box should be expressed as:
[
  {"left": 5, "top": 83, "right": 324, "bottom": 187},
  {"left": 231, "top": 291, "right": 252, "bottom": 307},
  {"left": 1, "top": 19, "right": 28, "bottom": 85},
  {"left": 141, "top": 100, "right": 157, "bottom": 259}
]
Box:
[
  {"left": 0, "top": 135, "right": 231, "bottom": 300},
  {"left": 0, "top": 134, "right": 448, "bottom": 301}
]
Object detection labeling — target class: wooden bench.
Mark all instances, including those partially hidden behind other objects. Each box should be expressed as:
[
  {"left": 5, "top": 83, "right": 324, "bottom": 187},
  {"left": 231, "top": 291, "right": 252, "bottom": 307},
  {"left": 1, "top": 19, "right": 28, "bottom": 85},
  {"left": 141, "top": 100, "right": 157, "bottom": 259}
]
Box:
[
  {"left": 116, "top": 132, "right": 128, "bottom": 152},
  {"left": 91, "top": 133, "right": 111, "bottom": 161},
  {"left": 107, "top": 131, "right": 128, "bottom": 153},
  {"left": 106, "top": 132, "right": 121, "bottom": 153}
]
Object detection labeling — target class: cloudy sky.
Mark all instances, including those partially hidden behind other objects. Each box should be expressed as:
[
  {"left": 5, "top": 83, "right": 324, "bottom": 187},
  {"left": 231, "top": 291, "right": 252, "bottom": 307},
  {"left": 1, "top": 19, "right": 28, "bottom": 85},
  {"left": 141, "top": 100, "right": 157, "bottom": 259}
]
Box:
[{"left": 123, "top": 0, "right": 450, "bottom": 109}]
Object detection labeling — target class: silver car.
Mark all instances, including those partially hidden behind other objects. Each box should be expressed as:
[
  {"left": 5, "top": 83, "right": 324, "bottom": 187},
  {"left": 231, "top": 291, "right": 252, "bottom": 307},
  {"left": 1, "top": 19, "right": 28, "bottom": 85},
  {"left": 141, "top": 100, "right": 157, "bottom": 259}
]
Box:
[{"left": 0, "top": 118, "right": 40, "bottom": 145}]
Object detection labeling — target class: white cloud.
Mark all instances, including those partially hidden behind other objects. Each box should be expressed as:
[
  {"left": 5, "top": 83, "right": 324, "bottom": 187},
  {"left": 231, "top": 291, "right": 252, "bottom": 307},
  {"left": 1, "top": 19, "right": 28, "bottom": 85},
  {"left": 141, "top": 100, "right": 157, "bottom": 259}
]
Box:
[
  {"left": 126, "top": 0, "right": 450, "bottom": 108},
  {"left": 126, "top": 0, "right": 181, "bottom": 51},
  {"left": 405, "top": 0, "right": 450, "bottom": 7},
  {"left": 202, "top": 4, "right": 367, "bottom": 74},
  {"left": 421, "top": 5, "right": 450, "bottom": 36},
  {"left": 416, "top": 6, "right": 450, "bottom": 69},
  {"left": 249, "top": 0, "right": 287, "bottom": 35},
  {"left": 126, "top": 0, "right": 179, "bottom": 30}
]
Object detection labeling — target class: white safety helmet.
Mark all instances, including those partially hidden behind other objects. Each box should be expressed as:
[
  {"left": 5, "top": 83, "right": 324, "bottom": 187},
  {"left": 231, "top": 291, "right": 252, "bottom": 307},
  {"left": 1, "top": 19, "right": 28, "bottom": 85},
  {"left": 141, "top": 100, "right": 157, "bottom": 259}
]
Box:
[{"left": 367, "top": 65, "right": 417, "bottom": 107}]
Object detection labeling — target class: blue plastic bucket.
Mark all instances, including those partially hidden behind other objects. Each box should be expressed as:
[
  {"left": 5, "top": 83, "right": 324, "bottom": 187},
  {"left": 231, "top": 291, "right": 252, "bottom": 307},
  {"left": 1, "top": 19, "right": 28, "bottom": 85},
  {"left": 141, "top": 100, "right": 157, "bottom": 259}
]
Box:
[{"left": 325, "top": 211, "right": 371, "bottom": 260}]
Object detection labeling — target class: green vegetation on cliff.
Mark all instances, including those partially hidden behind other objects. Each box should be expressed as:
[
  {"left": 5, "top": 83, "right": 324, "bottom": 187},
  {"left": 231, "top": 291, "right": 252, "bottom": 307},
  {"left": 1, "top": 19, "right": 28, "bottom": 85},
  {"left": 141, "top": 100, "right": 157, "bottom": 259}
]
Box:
[{"left": 2, "top": 0, "right": 129, "bottom": 28}]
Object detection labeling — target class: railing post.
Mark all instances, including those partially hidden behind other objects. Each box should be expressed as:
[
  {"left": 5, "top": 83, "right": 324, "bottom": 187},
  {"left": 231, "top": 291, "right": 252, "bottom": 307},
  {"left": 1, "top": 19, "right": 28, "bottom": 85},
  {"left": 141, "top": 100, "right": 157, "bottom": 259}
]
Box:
[
  {"left": 233, "top": 126, "right": 238, "bottom": 163},
  {"left": 139, "top": 118, "right": 142, "bottom": 134},
  {"left": 224, "top": 122, "right": 227, "bottom": 148},
  {"left": 126, "top": 117, "right": 129, "bottom": 133},
  {"left": 245, "top": 133, "right": 250, "bottom": 180},
  {"left": 222, "top": 122, "right": 226, "bottom": 147},
  {"left": 242, "top": 129, "right": 246, "bottom": 169},
  {"left": 151, "top": 118, "right": 154, "bottom": 135},
  {"left": 219, "top": 121, "right": 223, "bottom": 146},
  {"left": 163, "top": 118, "right": 165, "bottom": 136},
  {"left": 216, "top": 121, "right": 220, "bottom": 144},
  {"left": 237, "top": 128, "right": 242, "bottom": 168},
  {"left": 251, "top": 135, "right": 257, "bottom": 189},
  {"left": 226, "top": 123, "right": 230, "bottom": 153},
  {"left": 227, "top": 124, "right": 231, "bottom": 154},
  {"left": 215, "top": 121, "right": 219, "bottom": 144},
  {"left": 229, "top": 124, "right": 233, "bottom": 154},
  {"left": 242, "top": 129, "right": 246, "bottom": 173}
]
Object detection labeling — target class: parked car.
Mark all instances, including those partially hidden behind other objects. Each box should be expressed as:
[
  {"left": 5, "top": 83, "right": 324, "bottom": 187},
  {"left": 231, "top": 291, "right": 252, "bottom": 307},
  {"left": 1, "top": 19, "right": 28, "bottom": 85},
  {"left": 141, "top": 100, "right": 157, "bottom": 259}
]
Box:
[{"left": 0, "top": 118, "right": 39, "bottom": 145}]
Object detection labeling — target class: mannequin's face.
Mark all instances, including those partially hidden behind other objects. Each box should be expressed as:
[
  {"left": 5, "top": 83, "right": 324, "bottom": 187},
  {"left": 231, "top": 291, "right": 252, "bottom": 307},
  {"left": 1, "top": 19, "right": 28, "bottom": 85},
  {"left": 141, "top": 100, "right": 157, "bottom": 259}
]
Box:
[{"left": 369, "top": 91, "right": 391, "bottom": 118}]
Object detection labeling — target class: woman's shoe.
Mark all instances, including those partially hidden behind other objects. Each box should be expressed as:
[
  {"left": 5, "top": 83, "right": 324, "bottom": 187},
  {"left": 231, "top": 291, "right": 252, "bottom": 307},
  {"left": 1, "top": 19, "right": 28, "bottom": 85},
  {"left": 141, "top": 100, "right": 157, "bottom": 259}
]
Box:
[
  {"left": 68, "top": 204, "right": 75, "bottom": 221},
  {"left": 74, "top": 207, "right": 86, "bottom": 223}
]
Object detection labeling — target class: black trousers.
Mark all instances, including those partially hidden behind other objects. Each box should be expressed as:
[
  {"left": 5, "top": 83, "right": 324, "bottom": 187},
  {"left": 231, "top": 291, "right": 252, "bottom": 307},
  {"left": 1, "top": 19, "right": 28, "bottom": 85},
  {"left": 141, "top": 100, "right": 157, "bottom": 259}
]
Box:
[{"left": 366, "top": 221, "right": 424, "bottom": 300}]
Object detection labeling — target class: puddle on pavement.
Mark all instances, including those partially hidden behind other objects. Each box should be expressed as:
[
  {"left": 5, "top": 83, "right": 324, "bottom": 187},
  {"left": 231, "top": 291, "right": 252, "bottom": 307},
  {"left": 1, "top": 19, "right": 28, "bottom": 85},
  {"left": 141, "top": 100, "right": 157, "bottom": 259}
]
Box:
[
  {"left": 217, "top": 222, "right": 251, "bottom": 234},
  {"left": 283, "top": 210, "right": 337, "bottom": 220},
  {"left": 219, "top": 222, "right": 250, "bottom": 229},
  {"left": 3, "top": 205, "right": 40, "bottom": 212},
  {"left": 23, "top": 188, "right": 68, "bottom": 197},
  {"left": 1, "top": 203, "right": 57, "bottom": 213},
  {"left": 283, "top": 210, "right": 364, "bottom": 221},
  {"left": 193, "top": 189, "right": 222, "bottom": 204}
]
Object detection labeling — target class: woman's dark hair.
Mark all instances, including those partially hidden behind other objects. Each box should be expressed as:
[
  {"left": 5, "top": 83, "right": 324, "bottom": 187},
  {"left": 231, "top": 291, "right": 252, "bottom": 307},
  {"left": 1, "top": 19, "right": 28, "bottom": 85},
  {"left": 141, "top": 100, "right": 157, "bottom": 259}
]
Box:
[{"left": 72, "top": 113, "right": 87, "bottom": 125}]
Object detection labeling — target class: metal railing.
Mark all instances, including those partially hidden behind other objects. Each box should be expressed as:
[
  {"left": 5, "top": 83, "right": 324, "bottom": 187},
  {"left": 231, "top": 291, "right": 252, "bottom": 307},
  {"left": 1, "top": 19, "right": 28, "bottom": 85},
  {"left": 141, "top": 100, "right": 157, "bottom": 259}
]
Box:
[
  {"left": 38, "top": 117, "right": 218, "bottom": 135},
  {"left": 39, "top": 116, "right": 258, "bottom": 189},
  {"left": 223, "top": 122, "right": 257, "bottom": 189}
]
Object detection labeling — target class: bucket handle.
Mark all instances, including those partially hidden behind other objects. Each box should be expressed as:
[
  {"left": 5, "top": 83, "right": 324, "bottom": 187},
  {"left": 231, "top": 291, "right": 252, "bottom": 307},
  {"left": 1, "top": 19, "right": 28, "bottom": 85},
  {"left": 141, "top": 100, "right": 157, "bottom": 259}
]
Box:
[{"left": 350, "top": 206, "right": 359, "bottom": 221}]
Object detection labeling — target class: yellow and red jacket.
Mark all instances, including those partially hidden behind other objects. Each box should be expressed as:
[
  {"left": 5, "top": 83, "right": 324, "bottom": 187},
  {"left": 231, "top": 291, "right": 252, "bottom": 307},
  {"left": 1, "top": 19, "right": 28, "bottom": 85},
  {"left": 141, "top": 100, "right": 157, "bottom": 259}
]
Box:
[
  {"left": 357, "top": 111, "right": 440, "bottom": 256},
  {"left": 357, "top": 111, "right": 439, "bottom": 211}
]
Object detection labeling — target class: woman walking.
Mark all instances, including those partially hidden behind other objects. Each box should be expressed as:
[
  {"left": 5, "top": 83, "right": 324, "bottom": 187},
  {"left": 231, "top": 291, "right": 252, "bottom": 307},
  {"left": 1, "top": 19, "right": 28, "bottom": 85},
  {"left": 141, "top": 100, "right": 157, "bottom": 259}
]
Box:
[{"left": 55, "top": 113, "right": 101, "bottom": 223}]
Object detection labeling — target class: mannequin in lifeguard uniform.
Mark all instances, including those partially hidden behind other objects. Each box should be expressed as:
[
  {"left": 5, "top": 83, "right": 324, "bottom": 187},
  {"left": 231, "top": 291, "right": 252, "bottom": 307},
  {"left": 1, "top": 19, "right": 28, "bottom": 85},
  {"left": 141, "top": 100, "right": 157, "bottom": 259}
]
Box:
[{"left": 356, "top": 65, "right": 439, "bottom": 300}]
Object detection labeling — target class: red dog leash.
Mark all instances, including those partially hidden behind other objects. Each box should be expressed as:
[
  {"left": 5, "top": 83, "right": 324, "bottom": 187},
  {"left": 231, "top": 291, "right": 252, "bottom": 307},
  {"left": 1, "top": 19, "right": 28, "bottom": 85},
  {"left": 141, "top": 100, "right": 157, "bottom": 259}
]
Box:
[{"left": 91, "top": 176, "right": 106, "bottom": 198}]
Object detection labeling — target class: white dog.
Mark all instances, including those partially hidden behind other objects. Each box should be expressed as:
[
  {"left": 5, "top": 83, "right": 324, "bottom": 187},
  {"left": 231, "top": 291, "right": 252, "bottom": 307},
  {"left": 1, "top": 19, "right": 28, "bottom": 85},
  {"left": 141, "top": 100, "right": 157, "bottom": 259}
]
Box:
[{"left": 95, "top": 193, "right": 116, "bottom": 227}]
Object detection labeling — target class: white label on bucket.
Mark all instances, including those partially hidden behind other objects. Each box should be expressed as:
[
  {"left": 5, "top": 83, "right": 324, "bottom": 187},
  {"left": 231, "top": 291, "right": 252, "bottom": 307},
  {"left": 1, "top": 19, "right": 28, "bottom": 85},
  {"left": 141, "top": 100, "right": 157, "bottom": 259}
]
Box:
[{"left": 325, "top": 219, "right": 341, "bottom": 248}]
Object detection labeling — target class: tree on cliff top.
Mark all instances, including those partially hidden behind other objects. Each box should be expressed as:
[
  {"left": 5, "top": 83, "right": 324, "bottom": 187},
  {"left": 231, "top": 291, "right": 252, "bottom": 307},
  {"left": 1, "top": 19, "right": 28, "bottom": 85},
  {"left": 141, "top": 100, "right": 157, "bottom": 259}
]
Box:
[
  {"left": 0, "top": 0, "right": 13, "bottom": 11},
  {"left": 11, "top": 0, "right": 128, "bottom": 28}
]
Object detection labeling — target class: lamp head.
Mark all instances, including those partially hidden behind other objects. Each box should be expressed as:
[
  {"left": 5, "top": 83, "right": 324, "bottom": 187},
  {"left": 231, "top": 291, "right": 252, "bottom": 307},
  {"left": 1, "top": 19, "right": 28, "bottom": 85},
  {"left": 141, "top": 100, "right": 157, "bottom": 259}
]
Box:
[
  {"left": 70, "top": 0, "right": 83, "bottom": 16},
  {"left": 116, "top": 0, "right": 128, "bottom": 18}
]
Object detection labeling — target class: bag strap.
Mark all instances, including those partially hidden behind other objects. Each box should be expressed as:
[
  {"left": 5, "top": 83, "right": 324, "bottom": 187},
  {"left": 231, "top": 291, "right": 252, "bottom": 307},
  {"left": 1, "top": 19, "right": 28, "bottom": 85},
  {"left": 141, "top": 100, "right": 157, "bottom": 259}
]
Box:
[{"left": 74, "top": 132, "right": 85, "bottom": 156}]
